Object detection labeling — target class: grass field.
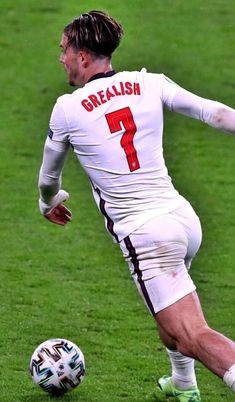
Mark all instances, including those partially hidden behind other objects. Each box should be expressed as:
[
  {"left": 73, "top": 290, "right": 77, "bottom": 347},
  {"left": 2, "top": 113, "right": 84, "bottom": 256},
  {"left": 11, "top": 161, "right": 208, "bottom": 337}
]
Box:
[{"left": 1, "top": 0, "right": 235, "bottom": 401}]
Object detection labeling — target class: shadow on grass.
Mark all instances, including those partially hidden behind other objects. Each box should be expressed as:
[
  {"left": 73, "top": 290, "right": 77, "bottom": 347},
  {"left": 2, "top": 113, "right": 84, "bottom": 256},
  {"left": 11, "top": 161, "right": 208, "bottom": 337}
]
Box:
[
  {"left": 21, "top": 390, "right": 163, "bottom": 402},
  {"left": 21, "top": 391, "right": 92, "bottom": 402}
]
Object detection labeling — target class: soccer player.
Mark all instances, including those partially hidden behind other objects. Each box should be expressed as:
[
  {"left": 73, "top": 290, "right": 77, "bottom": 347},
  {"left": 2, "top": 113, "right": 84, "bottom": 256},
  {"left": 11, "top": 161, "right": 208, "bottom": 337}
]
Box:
[{"left": 38, "top": 10, "right": 235, "bottom": 402}]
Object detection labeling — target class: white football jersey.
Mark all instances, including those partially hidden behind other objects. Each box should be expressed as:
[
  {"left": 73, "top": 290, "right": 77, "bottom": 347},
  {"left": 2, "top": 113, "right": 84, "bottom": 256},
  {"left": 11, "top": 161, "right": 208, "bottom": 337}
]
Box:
[{"left": 48, "top": 70, "right": 186, "bottom": 241}]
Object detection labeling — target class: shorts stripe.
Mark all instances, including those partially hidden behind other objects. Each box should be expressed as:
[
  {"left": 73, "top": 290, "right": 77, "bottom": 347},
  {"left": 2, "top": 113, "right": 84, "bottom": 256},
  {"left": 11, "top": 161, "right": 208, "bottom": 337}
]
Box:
[{"left": 123, "top": 236, "right": 155, "bottom": 315}]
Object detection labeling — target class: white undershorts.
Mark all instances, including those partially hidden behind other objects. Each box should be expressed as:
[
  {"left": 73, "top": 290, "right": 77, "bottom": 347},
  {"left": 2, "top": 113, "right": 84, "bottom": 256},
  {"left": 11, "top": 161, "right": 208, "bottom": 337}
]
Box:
[{"left": 119, "top": 199, "right": 202, "bottom": 314}]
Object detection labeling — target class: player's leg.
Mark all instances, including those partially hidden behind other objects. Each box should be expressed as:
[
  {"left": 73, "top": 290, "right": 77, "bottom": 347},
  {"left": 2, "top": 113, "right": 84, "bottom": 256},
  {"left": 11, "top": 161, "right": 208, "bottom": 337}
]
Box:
[
  {"left": 119, "top": 205, "right": 201, "bottom": 399},
  {"left": 156, "top": 248, "right": 198, "bottom": 393},
  {"left": 154, "top": 202, "right": 235, "bottom": 380},
  {"left": 157, "top": 322, "right": 198, "bottom": 390},
  {"left": 120, "top": 202, "right": 235, "bottom": 395},
  {"left": 155, "top": 290, "right": 235, "bottom": 388}
]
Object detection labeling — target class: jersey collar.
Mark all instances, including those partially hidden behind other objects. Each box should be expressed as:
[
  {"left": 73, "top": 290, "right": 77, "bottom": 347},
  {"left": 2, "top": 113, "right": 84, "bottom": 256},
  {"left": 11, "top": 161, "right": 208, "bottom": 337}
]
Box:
[{"left": 87, "top": 70, "right": 117, "bottom": 83}]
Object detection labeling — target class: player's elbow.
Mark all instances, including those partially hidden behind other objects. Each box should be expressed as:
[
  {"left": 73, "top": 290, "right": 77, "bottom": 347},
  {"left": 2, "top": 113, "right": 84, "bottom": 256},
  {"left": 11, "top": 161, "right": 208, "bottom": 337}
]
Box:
[
  {"left": 210, "top": 106, "right": 235, "bottom": 134},
  {"left": 214, "top": 107, "right": 229, "bottom": 125}
]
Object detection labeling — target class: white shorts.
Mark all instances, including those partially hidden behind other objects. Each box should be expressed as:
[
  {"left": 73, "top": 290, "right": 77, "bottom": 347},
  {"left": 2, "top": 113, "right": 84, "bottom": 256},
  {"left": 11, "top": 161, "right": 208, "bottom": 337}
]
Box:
[{"left": 119, "top": 199, "right": 202, "bottom": 315}]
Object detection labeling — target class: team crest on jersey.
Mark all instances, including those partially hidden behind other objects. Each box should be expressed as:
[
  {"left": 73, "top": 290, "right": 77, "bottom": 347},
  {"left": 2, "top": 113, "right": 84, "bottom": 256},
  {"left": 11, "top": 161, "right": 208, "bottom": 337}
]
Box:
[{"left": 48, "top": 128, "right": 54, "bottom": 139}]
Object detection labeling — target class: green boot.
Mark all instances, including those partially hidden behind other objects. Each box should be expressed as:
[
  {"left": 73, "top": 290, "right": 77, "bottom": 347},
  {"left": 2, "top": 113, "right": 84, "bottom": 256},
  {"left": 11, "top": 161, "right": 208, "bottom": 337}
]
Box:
[{"left": 157, "top": 375, "right": 201, "bottom": 402}]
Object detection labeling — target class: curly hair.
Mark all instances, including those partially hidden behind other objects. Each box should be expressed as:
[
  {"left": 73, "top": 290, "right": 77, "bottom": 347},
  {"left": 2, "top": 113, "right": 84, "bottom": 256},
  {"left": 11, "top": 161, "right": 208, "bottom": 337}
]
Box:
[{"left": 64, "top": 10, "right": 123, "bottom": 58}]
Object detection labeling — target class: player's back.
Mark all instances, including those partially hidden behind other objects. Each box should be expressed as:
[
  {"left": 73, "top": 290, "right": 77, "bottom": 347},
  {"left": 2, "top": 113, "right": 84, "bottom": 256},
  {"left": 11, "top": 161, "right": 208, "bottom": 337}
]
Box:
[{"left": 55, "top": 69, "right": 184, "bottom": 240}]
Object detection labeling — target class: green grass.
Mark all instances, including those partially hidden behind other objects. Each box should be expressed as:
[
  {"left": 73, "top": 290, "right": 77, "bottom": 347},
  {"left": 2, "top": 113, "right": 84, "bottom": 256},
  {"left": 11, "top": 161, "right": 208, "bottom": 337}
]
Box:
[{"left": 1, "top": 0, "right": 235, "bottom": 401}]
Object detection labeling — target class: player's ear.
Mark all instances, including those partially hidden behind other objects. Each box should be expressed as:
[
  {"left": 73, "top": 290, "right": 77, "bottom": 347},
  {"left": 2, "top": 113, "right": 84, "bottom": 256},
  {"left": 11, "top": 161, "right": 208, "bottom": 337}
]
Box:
[{"left": 79, "top": 50, "right": 90, "bottom": 68}]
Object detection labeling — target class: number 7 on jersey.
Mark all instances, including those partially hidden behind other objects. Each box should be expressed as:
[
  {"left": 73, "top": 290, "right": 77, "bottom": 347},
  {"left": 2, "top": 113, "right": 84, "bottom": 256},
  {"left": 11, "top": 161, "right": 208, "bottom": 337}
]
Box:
[{"left": 105, "top": 107, "right": 140, "bottom": 172}]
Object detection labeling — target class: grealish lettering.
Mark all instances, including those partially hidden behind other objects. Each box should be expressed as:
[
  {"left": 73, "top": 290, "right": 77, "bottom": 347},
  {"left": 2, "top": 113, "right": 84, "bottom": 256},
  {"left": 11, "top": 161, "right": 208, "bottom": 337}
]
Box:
[{"left": 81, "top": 81, "right": 141, "bottom": 112}]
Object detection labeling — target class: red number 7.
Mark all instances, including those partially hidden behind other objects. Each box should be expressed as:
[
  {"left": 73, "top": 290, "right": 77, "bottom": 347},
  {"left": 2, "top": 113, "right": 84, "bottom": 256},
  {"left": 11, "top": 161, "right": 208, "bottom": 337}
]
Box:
[{"left": 105, "top": 107, "right": 140, "bottom": 172}]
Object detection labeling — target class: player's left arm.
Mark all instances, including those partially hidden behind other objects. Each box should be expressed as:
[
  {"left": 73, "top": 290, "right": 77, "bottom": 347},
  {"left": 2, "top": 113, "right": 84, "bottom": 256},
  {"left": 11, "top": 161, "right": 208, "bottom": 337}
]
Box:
[{"left": 170, "top": 87, "right": 235, "bottom": 135}]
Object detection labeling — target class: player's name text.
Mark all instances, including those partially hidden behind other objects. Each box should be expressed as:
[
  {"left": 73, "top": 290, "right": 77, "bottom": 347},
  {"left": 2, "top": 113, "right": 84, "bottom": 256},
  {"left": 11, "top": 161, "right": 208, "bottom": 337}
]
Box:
[{"left": 81, "top": 81, "right": 141, "bottom": 112}]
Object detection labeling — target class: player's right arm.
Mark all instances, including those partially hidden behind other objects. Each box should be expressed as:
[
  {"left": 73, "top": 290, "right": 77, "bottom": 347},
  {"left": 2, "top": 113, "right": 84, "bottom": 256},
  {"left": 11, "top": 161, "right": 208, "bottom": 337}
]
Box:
[{"left": 38, "top": 97, "right": 72, "bottom": 225}]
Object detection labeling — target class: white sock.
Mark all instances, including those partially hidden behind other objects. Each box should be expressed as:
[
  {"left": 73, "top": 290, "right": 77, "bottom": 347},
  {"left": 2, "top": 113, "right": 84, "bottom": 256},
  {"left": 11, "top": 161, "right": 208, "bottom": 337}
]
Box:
[
  {"left": 223, "top": 364, "right": 235, "bottom": 391},
  {"left": 166, "top": 348, "right": 197, "bottom": 390}
]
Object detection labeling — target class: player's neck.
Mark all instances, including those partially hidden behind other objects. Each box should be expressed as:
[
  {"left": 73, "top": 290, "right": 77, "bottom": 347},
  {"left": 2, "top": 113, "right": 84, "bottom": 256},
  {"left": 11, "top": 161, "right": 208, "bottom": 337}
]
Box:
[{"left": 85, "top": 59, "right": 113, "bottom": 84}]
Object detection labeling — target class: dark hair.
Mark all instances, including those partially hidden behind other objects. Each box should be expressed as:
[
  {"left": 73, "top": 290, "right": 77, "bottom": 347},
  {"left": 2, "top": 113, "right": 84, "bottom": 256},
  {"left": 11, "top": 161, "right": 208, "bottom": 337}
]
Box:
[{"left": 64, "top": 10, "right": 123, "bottom": 58}]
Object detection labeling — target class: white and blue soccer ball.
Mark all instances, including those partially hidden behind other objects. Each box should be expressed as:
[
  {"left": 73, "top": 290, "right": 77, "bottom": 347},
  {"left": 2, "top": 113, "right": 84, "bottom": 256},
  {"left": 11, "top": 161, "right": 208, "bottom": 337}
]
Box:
[{"left": 29, "top": 338, "right": 85, "bottom": 396}]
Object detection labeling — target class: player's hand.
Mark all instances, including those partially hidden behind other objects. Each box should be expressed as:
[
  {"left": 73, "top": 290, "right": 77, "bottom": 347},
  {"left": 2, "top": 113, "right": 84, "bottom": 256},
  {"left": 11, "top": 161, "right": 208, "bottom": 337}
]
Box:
[
  {"left": 45, "top": 203, "right": 72, "bottom": 226},
  {"left": 39, "top": 189, "right": 72, "bottom": 226}
]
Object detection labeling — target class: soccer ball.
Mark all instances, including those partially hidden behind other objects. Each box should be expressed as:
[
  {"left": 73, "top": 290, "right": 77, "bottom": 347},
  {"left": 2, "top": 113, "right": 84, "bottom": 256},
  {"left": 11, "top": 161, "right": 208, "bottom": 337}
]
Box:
[{"left": 29, "top": 338, "right": 85, "bottom": 396}]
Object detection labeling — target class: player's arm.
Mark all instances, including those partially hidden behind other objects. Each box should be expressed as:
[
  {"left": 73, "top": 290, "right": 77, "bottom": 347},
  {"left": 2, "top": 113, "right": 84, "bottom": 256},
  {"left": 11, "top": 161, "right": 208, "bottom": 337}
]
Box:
[
  {"left": 39, "top": 138, "right": 71, "bottom": 225},
  {"left": 38, "top": 98, "right": 72, "bottom": 226},
  {"left": 170, "top": 87, "right": 235, "bottom": 135}
]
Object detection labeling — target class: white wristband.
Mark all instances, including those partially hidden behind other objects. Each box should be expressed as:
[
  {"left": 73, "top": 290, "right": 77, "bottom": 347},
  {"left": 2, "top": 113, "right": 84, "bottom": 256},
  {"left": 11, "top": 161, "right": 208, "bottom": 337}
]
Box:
[{"left": 39, "top": 189, "right": 69, "bottom": 215}]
